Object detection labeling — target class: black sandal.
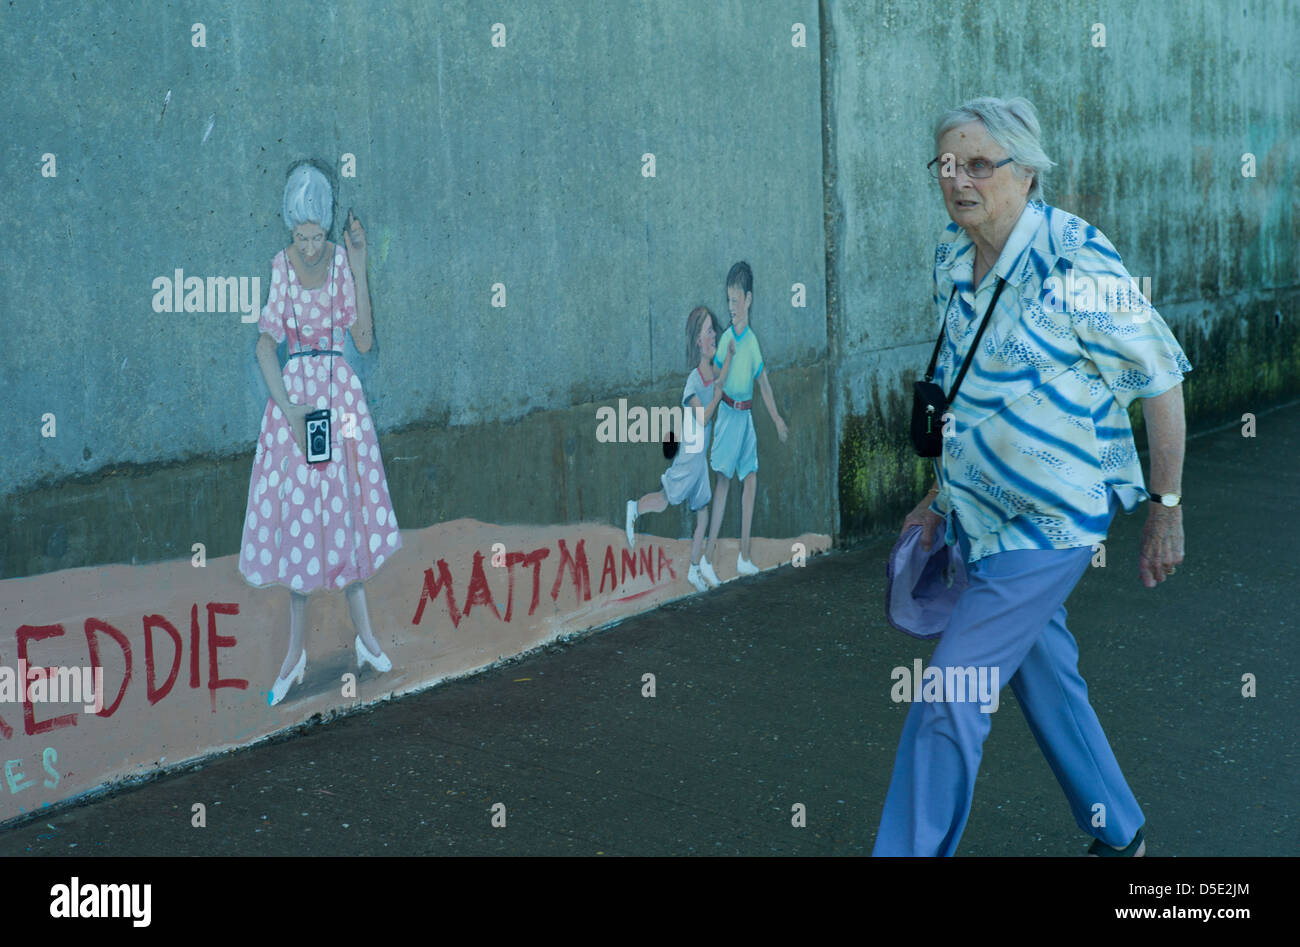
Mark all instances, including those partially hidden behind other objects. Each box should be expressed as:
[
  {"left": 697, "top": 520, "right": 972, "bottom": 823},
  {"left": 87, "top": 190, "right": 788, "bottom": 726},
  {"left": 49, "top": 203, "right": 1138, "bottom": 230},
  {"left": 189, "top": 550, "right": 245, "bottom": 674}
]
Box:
[{"left": 1087, "top": 827, "right": 1145, "bottom": 857}]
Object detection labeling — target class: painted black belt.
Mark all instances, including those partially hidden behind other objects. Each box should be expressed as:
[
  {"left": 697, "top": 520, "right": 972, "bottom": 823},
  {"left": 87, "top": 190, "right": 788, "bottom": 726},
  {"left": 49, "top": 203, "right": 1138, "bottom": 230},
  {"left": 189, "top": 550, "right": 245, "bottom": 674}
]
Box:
[{"left": 288, "top": 350, "right": 342, "bottom": 359}]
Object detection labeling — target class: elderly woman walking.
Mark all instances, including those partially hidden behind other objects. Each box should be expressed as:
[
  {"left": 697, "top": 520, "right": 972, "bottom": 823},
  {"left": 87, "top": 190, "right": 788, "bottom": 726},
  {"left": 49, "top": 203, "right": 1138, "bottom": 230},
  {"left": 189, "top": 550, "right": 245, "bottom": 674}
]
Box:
[{"left": 873, "top": 97, "right": 1191, "bottom": 857}]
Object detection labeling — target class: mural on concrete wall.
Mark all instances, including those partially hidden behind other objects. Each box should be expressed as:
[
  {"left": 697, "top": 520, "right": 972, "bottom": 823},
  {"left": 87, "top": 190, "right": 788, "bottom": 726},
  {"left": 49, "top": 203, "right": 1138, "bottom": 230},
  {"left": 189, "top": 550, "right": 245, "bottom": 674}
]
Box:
[
  {"left": 240, "top": 160, "right": 399, "bottom": 707},
  {"left": 625, "top": 304, "right": 734, "bottom": 593},
  {"left": 705, "top": 262, "right": 791, "bottom": 578},
  {"left": 625, "top": 262, "right": 793, "bottom": 591},
  {"left": 0, "top": 7, "right": 831, "bottom": 826},
  {"left": 0, "top": 193, "right": 831, "bottom": 821}
]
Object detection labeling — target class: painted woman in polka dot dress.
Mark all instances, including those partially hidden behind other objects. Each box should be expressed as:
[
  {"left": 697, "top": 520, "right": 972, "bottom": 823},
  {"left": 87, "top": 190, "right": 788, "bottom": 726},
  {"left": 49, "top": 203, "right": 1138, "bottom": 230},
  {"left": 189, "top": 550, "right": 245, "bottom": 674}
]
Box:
[{"left": 240, "top": 161, "right": 401, "bottom": 706}]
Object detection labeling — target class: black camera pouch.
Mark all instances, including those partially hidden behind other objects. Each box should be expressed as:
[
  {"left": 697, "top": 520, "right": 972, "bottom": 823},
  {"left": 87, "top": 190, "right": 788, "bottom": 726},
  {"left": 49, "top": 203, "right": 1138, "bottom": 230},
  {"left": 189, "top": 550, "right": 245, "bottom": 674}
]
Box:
[
  {"left": 911, "top": 380, "right": 948, "bottom": 457},
  {"left": 911, "top": 278, "right": 1006, "bottom": 458}
]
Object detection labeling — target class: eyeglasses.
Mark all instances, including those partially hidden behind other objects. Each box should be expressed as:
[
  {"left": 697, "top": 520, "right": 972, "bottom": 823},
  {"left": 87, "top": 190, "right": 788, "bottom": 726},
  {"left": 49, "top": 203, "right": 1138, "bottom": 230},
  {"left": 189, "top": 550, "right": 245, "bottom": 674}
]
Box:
[{"left": 927, "top": 154, "right": 1014, "bottom": 181}]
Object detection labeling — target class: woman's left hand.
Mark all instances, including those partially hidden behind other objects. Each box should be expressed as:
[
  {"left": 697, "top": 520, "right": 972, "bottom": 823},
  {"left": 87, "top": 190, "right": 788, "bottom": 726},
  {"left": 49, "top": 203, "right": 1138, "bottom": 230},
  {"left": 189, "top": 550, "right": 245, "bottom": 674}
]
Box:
[
  {"left": 1139, "top": 505, "right": 1184, "bottom": 588},
  {"left": 343, "top": 210, "right": 366, "bottom": 274}
]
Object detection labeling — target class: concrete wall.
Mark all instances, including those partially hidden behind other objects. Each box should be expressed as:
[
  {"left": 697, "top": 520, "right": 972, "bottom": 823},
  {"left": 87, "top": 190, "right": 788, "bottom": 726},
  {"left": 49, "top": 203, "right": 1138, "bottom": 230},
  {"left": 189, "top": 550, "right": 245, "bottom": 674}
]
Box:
[
  {"left": 7, "top": 1, "right": 1294, "bottom": 568},
  {"left": 1, "top": 0, "right": 829, "bottom": 576},
  {"left": 826, "top": 0, "right": 1300, "bottom": 538}
]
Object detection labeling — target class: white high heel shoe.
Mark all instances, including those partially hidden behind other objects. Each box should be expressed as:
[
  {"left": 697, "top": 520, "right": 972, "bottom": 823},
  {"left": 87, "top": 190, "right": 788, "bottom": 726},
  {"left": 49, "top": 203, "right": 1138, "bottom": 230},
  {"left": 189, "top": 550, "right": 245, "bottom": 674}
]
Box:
[
  {"left": 268, "top": 648, "right": 306, "bottom": 707},
  {"left": 355, "top": 635, "right": 392, "bottom": 673}
]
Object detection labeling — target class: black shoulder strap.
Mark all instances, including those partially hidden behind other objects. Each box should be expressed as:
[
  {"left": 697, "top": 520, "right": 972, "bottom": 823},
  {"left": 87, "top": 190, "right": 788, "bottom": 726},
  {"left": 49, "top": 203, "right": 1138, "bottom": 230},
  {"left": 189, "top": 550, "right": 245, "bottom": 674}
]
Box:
[
  {"left": 288, "top": 250, "right": 302, "bottom": 358},
  {"left": 924, "top": 277, "right": 1007, "bottom": 403},
  {"left": 923, "top": 286, "right": 957, "bottom": 383},
  {"left": 322, "top": 249, "right": 335, "bottom": 557}
]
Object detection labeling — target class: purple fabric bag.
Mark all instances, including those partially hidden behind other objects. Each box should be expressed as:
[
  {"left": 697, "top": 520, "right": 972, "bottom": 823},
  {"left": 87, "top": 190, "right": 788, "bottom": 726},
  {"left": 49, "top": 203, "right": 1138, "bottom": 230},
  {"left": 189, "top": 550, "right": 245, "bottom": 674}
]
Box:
[{"left": 884, "top": 524, "right": 969, "bottom": 640}]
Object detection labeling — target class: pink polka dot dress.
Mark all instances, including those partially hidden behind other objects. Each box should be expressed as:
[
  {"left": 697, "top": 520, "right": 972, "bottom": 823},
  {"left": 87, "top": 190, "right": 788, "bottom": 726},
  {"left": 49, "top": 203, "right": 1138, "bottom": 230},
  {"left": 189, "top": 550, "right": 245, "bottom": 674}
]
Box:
[{"left": 239, "top": 243, "right": 401, "bottom": 592}]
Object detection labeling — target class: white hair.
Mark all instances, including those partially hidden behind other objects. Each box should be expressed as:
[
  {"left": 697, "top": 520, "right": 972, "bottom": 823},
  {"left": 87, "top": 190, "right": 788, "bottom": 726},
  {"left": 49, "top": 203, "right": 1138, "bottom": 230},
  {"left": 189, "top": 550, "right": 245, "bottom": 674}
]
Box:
[
  {"left": 933, "top": 96, "right": 1056, "bottom": 201},
  {"left": 282, "top": 163, "right": 333, "bottom": 232}
]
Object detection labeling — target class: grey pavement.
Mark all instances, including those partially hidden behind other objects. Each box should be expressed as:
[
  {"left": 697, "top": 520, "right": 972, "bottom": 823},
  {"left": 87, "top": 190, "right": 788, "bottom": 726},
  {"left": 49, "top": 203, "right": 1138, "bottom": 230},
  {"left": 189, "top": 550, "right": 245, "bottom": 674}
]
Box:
[{"left": 3, "top": 403, "right": 1296, "bottom": 856}]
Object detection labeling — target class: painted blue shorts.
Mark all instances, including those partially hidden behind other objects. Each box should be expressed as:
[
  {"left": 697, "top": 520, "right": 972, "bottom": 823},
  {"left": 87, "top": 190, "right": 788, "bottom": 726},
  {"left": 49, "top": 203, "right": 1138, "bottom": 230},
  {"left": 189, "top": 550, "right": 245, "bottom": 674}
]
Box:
[{"left": 709, "top": 401, "right": 758, "bottom": 480}]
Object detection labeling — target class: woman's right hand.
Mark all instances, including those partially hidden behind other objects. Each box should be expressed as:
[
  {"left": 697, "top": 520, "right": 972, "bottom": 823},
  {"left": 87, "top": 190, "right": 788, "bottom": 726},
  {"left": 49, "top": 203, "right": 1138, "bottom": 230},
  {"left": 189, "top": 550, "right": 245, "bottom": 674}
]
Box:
[
  {"left": 901, "top": 492, "right": 944, "bottom": 551},
  {"left": 284, "top": 402, "right": 310, "bottom": 457}
]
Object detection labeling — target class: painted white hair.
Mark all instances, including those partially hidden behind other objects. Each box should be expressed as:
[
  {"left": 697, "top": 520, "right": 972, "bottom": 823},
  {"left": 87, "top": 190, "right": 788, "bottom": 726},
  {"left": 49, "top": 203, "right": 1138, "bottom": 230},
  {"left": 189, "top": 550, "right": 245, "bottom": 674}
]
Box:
[
  {"left": 282, "top": 163, "right": 333, "bottom": 233},
  {"left": 933, "top": 96, "right": 1056, "bottom": 201}
]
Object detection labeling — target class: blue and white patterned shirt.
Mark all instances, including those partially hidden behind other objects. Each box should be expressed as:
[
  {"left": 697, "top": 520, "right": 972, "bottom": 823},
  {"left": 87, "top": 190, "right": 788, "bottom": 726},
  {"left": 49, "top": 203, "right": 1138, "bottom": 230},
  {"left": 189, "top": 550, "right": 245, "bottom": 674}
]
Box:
[{"left": 928, "top": 200, "right": 1192, "bottom": 562}]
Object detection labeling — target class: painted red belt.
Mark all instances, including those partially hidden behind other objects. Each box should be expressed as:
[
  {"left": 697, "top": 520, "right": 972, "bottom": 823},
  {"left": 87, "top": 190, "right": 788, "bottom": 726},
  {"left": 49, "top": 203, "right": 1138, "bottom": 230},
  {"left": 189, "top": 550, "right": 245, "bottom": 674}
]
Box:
[{"left": 722, "top": 393, "right": 752, "bottom": 410}]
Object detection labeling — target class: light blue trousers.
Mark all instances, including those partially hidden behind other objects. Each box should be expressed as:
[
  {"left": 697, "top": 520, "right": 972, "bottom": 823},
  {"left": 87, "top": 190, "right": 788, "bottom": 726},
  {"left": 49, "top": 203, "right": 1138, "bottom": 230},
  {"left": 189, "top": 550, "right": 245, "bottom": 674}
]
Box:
[{"left": 872, "top": 498, "right": 1144, "bottom": 856}]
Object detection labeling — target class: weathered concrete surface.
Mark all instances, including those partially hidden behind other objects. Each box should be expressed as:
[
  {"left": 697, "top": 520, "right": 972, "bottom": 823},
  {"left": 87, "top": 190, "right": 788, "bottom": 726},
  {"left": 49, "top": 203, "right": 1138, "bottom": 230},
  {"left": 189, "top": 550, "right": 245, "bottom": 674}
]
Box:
[
  {"left": 2, "top": 0, "right": 827, "bottom": 568},
  {"left": 1, "top": 364, "right": 831, "bottom": 576},
  {"left": 6, "top": 0, "right": 1294, "bottom": 565},
  {"left": 826, "top": 0, "right": 1300, "bottom": 538}
]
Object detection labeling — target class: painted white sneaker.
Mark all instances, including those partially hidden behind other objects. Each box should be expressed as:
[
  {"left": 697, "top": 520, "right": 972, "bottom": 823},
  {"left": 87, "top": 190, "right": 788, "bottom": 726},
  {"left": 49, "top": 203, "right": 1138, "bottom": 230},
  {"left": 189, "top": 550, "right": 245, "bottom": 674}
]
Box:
[
  {"left": 625, "top": 500, "right": 638, "bottom": 549},
  {"left": 687, "top": 563, "right": 709, "bottom": 592},
  {"left": 699, "top": 556, "right": 721, "bottom": 587},
  {"left": 736, "top": 554, "right": 759, "bottom": 576}
]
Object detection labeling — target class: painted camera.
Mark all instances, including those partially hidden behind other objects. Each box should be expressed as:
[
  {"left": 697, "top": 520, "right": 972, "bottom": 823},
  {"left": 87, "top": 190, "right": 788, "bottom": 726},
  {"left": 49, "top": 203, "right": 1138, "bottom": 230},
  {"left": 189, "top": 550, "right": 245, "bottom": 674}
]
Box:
[{"left": 305, "top": 409, "right": 331, "bottom": 464}]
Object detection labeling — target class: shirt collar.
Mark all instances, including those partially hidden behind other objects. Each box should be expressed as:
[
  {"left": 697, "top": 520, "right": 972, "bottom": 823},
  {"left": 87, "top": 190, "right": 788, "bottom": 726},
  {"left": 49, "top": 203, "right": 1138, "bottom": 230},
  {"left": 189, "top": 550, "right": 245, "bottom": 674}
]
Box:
[{"left": 936, "top": 199, "right": 1056, "bottom": 289}]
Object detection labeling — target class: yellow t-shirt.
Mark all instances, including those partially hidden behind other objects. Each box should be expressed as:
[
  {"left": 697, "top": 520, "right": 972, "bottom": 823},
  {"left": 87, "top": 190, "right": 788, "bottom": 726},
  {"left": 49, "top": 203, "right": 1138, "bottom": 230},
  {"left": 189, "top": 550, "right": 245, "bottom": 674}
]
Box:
[{"left": 713, "top": 323, "right": 764, "bottom": 402}]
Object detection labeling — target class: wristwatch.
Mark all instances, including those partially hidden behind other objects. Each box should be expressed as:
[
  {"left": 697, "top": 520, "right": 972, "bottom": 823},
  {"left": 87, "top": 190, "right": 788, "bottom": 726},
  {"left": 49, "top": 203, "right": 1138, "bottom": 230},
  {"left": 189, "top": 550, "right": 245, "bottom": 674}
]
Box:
[{"left": 1151, "top": 493, "right": 1182, "bottom": 507}]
